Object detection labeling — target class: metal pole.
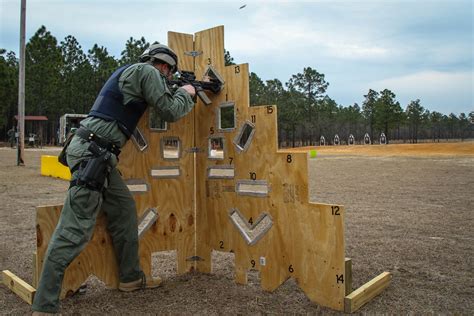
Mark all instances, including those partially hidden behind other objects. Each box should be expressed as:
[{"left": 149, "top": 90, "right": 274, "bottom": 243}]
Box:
[{"left": 17, "top": 0, "right": 26, "bottom": 166}]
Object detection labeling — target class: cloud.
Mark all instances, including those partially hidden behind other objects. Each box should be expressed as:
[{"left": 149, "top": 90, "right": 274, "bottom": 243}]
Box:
[
  {"left": 367, "top": 70, "right": 473, "bottom": 113},
  {"left": 1, "top": 0, "right": 471, "bottom": 115}
]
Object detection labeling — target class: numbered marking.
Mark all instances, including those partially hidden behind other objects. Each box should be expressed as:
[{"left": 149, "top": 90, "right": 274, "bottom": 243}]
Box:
[
  {"left": 286, "top": 154, "right": 292, "bottom": 163},
  {"left": 210, "top": 127, "right": 215, "bottom": 135},
  {"left": 251, "top": 260, "right": 256, "bottom": 268},
  {"left": 207, "top": 58, "right": 212, "bottom": 65},
  {"left": 249, "top": 172, "right": 257, "bottom": 180},
  {"left": 336, "top": 274, "right": 344, "bottom": 284},
  {"left": 248, "top": 217, "right": 253, "bottom": 225},
  {"left": 235, "top": 65, "right": 240, "bottom": 74},
  {"left": 266, "top": 106, "right": 274, "bottom": 114},
  {"left": 331, "top": 206, "right": 340, "bottom": 215},
  {"left": 219, "top": 241, "right": 224, "bottom": 249},
  {"left": 251, "top": 115, "right": 256, "bottom": 123},
  {"left": 289, "top": 265, "right": 294, "bottom": 273},
  {"left": 229, "top": 157, "right": 234, "bottom": 165}
]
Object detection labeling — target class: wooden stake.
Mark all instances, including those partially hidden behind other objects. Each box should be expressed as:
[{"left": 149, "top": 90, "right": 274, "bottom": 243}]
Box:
[{"left": 345, "top": 258, "right": 352, "bottom": 295}]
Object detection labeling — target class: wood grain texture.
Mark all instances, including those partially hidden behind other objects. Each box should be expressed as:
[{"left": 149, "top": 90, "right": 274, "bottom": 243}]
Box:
[
  {"left": 2, "top": 270, "right": 36, "bottom": 305},
  {"left": 193, "top": 26, "right": 346, "bottom": 310}
]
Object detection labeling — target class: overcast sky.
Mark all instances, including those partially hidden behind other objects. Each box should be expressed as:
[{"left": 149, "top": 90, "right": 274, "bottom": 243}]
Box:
[{"left": 1, "top": 0, "right": 473, "bottom": 115}]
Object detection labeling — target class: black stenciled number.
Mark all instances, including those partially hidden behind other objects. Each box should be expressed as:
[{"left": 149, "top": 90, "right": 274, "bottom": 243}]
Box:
[
  {"left": 289, "top": 265, "right": 294, "bottom": 273},
  {"left": 229, "top": 157, "right": 234, "bottom": 165},
  {"left": 287, "top": 154, "right": 292, "bottom": 163},
  {"left": 331, "top": 206, "right": 340, "bottom": 215},
  {"left": 219, "top": 241, "right": 224, "bottom": 249},
  {"left": 251, "top": 115, "right": 256, "bottom": 123},
  {"left": 248, "top": 217, "right": 253, "bottom": 225},
  {"left": 251, "top": 260, "right": 256, "bottom": 268},
  {"left": 336, "top": 274, "right": 344, "bottom": 284},
  {"left": 207, "top": 58, "right": 212, "bottom": 65},
  {"left": 210, "top": 127, "right": 214, "bottom": 135},
  {"left": 235, "top": 65, "right": 240, "bottom": 74},
  {"left": 267, "top": 106, "right": 274, "bottom": 114},
  {"left": 250, "top": 172, "right": 257, "bottom": 180}
]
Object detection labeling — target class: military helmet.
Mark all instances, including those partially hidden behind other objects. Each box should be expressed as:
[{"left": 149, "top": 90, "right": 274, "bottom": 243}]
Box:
[{"left": 139, "top": 44, "right": 178, "bottom": 72}]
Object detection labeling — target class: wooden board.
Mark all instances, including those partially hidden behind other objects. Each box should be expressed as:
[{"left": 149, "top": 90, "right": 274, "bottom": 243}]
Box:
[
  {"left": 2, "top": 270, "right": 36, "bottom": 305},
  {"left": 36, "top": 205, "right": 119, "bottom": 298},
  {"left": 344, "top": 272, "right": 392, "bottom": 312},
  {"left": 30, "top": 25, "right": 389, "bottom": 312},
  {"left": 193, "top": 26, "right": 345, "bottom": 310}
]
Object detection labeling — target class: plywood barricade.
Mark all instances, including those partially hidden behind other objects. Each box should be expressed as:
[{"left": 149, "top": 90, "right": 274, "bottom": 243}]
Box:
[{"left": 31, "top": 25, "right": 389, "bottom": 312}]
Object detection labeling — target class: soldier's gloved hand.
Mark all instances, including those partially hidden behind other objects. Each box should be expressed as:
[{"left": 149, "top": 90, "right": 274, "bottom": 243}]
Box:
[{"left": 181, "top": 84, "right": 196, "bottom": 97}]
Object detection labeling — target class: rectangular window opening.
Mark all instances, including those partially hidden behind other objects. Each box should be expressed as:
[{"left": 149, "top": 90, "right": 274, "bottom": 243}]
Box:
[
  {"left": 161, "top": 137, "right": 181, "bottom": 160},
  {"left": 207, "top": 165, "right": 234, "bottom": 179},
  {"left": 151, "top": 166, "right": 181, "bottom": 178},
  {"left": 218, "top": 101, "right": 235, "bottom": 131},
  {"left": 208, "top": 137, "right": 225, "bottom": 160},
  {"left": 236, "top": 180, "right": 269, "bottom": 197}
]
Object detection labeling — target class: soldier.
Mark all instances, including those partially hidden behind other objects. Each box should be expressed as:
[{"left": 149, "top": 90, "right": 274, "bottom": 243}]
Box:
[{"left": 32, "top": 44, "right": 196, "bottom": 315}]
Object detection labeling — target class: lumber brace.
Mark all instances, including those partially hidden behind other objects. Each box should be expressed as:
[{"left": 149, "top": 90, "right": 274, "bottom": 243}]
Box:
[
  {"left": 344, "top": 271, "right": 392, "bottom": 313},
  {"left": 2, "top": 270, "right": 36, "bottom": 305},
  {"left": 40, "top": 155, "right": 71, "bottom": 180}
]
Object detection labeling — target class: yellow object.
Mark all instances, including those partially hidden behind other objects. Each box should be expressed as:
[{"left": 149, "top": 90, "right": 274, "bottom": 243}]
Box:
[
  {"left": 2, "top": 270, "right": 36, "bottom": 305},
  {"left": 309, "top": 149, "right": 317, "bottom": 158},
  {"left": 40, "top": 155, "right": 71, "bottom": 180}
]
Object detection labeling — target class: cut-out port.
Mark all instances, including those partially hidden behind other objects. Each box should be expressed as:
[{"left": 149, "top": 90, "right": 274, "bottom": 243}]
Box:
[
  {"left": 149, "top": 108, "right": 167, "bottom": 131},
  {"left": 152, "top": 250, "right": 177, "bottom": 279},
  {"left": 211, "top": 250, "right": 235, "bottom": 277},
  {"left": 233, "top": 121, "right": 255, "bottom": 152},
  {"left": 131, "top": 127, "right": 148, "bottom": 151},
  {"left": 125, "top": 179, "right": 148, "bottom": 193},
  {"left": 228, "top": 208, "right": 273, "bottom": 246},
  {"left": 161, "top": 137, "right": 181, "bottom": 160},
  {"left": 138, "top": 208, "right": 159, "bottom": 239},
  {"left": 151, "top": 166, "right": 181, "bottom": 178},
  {"left": 208, "top": 137, "right": 225, "bottom": 160},
  {"left": 207, "top": 165, "right": 234, "bottom": 179},
  {"left": 236, "top": 180, "right": 269, "bottom": 197},
  {"left": 217, "top": 101, "right": 235, "bottom": 131}
]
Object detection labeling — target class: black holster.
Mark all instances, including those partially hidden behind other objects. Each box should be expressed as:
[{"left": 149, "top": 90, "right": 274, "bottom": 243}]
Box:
[{"left": 75, "top": 142, "right": 112, "bottom": 191}]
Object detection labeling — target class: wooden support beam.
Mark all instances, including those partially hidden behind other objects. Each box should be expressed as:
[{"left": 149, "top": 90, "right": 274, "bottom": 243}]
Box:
[
  {"left": 345, "top": 258, "right": 352, "bottom": 295},
  {"left": 344, "top": 271, "right": 391, "bottom": 313},
  {"left": 2, "top": 270, "right": 36, "bottom": 305}
]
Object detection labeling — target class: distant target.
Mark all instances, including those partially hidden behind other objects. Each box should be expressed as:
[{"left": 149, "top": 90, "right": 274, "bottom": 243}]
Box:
[
  {"left": 320, "top": 136, "right": 326, "bottom": 146},
  {"left": 364, "top": 133, "right": 371, "bottom": 145},
  {"left": 348, "top": 134, "right": 355, "bottom": 145},
  {"left": 380, "top": 133, "right": 387, "bottom": 145},
  {"left": 334, "top": 134, "right": 340, "bottom": 145}
]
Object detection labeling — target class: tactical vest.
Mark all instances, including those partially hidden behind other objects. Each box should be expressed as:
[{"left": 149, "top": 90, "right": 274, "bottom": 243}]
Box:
[{"left": 89, "top": 65, "right": 147, "bottom": 138}]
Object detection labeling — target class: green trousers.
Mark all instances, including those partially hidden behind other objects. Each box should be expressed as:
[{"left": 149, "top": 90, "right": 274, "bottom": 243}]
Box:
[{"left": 32, "top": 136, "right": 141, "bottom": 313}]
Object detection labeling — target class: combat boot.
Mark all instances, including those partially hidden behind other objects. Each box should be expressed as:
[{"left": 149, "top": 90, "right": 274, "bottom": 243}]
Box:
[{"left": 118, "top": 274, "right": 162, "bottom": 292}]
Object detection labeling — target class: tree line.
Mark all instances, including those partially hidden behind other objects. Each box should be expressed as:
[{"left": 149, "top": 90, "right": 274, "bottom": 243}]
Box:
[{"left": 1, "top": 25, "right": 472, "bottom": 146}]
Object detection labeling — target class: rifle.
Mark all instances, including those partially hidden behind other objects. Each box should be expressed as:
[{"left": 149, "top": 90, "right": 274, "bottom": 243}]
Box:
[{"left": 168, "top": 71, "right": 223, "bottom": 105}]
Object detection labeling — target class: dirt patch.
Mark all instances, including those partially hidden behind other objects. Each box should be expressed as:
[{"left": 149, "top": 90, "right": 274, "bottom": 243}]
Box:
[{"left": 0, "top": 144, "right": 473, "bottom": 314}]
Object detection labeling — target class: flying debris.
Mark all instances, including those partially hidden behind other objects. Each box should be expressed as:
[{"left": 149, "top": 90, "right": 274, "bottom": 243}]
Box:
[{"left": 239, "top": 4, "right": 247, "bottom": 9}]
